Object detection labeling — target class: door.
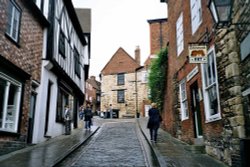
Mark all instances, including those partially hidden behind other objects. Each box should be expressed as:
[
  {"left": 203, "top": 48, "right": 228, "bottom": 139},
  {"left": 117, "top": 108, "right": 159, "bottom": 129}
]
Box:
[
  {"left": 190, "top": 81, "right": 203, "bottom": 138},
  {"left": 27, "top": 92, "right": 37, "bottom": 143}
]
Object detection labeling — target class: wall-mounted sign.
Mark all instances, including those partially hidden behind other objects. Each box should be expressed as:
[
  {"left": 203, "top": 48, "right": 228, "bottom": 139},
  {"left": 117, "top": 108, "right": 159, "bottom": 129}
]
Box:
[{"left": 189, "top": 45, "right": 207, "bottom": 63}]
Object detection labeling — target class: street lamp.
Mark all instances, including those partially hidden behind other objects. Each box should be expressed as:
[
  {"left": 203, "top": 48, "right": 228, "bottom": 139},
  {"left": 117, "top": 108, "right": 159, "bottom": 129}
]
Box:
[
  {"left": 208, "top": 0, "right": 250, "bottom": 28},
  {"left": 208, "top": 0, "right": 233, "bottom": 27}
]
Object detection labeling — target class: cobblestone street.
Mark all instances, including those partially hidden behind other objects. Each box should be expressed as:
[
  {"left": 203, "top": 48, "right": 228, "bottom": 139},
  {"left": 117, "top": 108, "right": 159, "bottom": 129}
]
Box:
[{"left": 58, "top": 120, "right": 148, "bottom": 167}]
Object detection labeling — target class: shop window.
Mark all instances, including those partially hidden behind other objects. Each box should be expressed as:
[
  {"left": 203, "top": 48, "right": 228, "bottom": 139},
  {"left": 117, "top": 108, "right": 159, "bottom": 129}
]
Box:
[
  {"left": 0, "top": 73, "right": 22, "bottom": 132},
  {"left": 56, "top": 87, "right": 69, "bottom": 122},
  {"left": 201, "top": 46, "right": 221, "bottom": 122},
  {"left": 179, "top": 79, "right": 189, "bottom": 120}
]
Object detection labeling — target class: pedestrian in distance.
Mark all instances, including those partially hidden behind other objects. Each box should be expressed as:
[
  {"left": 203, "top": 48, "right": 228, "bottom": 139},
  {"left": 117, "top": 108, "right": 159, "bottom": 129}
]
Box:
[
  {"left": 147, "top": 103, "right": 162, "bottom": 143},
  {"left": 84, "top": 103, "right": 93, "bottom": 130},
  {"left": 79, "top": 105, "right": 84, "bottom": 120}
]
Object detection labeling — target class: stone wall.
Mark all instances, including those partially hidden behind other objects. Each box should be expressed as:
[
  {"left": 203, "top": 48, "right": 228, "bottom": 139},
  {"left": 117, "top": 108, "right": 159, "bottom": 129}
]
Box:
[{"left": 101, "top": 70, "right": 148, "bottom": 118}]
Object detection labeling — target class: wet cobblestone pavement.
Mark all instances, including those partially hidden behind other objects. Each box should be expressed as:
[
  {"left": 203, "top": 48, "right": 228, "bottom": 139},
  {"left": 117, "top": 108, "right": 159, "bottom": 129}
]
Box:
[{"left": 64, "top": 121, "right": 147, "bottom": 167}]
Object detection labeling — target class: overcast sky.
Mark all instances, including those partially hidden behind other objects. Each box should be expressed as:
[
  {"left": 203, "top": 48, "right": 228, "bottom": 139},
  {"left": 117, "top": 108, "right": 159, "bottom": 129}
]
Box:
[{"left": 72, "top": 0, "right": 167, "bottom": 79}]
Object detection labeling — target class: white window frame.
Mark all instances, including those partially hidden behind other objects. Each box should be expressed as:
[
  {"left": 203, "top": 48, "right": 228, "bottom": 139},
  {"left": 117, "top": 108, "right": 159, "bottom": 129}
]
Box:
[
  {"left": 201, "top": 46, "right": 221, "bottom": 122},
  {"left": 179, "top": 79, "right": 189, "bottom": 121},
  {"left": 6, "top": 0, "right": 21, "bottom": 42},
  {"left": 190, "top": 0, "right": 202, "bottom": 34},
  {"left": 0, "top": 73, "right": 22, "bottom": 132},
  {"left": 176, "top": 13, "right": 184, "bottom": 56},
  {"left": 141, "top": 70, "right": 148, "bottom": 83}
]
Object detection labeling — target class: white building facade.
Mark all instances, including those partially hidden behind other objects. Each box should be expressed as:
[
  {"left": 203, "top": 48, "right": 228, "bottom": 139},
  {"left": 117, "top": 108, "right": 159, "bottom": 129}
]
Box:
[{"left": 32, "top": 0, "right": 89, "bottom": 143}]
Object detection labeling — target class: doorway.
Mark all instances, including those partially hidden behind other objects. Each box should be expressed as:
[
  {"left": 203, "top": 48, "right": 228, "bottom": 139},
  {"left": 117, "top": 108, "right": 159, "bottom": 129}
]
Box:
[
  {"left": 190, "top": 81, "right": 203, "bottom": 138},
  {"left": 27, "top": 91, "right": 37, "bottom": 143}
]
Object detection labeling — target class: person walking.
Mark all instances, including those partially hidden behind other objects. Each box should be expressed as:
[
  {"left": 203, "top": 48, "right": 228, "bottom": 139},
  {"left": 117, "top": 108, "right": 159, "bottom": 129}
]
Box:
[
  {"left": 84, "top": 103, "right": 93, "bottom": 130},
  {"left": 147, "top": 103, "right": 162, "bottom": 143}
]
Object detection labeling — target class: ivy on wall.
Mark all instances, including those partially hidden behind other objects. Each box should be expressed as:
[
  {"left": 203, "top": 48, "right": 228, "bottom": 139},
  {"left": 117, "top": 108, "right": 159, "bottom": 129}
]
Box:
[{"left": 148, "top": 48, "right": 168, "bottom": 112}]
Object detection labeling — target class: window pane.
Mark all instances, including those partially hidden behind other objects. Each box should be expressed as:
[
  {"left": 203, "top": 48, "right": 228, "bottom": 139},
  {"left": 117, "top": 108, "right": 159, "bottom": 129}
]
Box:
[
  {"left": 6, "top": 2, "right": 13, "bottom": 35},
  {"left": 207, "top": 85, "right": 218, "bottom": 115},
  {"left": 117, "top": 74, "right": 124, "bottom": 85},
  {"left": 117, "top": 90, "right": 124, "bottom": 103},
  {"left": 0, "top": 79, "right": 6, "bottom": 128},
  {"left": 5, "top": 84, "right": 18, "bottom": 131},
  {"left": 59, "top": 31, "right": 65, "bottom": 57},
  {"left": 176, "top": 13, "right": 184, "bottom": 56},
  {"left": 184, "top": 101, "right": 189, "bottom": 117},
  {"left": 6, "top": 1, "right": 21, "bottom": 41},
  {"left": 74, "top": 49, "right": 81, "bottom": 77}
]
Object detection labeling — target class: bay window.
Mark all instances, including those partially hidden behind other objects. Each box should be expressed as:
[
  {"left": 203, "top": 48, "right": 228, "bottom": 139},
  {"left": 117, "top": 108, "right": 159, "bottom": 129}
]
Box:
[
  {"left": 0, "top": 73, "right": 22, "bottom": 132},
  {"left": 201, "top": 46, "right": 221, "bottom": 122}
]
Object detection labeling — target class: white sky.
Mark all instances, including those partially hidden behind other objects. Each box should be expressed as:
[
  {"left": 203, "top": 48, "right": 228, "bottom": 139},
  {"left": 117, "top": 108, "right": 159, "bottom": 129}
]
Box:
[{"left": 72, "top": 0, "right": 167, "bottom": 79}]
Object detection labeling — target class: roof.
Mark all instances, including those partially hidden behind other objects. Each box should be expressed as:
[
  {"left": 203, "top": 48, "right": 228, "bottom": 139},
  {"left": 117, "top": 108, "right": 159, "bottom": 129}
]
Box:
[
  {"left": 147, "top": 18, "right": 168, "bottom": 24},
  {"left": 87, "top": 76, "right": 101, "bottom": 90},
  {"left": 75, "top": 8, "right": 91, "bottom": 33},
  {"left": 63, "top": 0, "right": 87, "bottom": 46},
  {"left": 101, "top": 47, "right": 141, "bottom": 75}
]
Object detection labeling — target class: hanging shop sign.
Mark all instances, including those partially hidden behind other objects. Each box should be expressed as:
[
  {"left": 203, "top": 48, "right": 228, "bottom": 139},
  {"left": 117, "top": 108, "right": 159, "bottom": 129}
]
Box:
[{"left": 189, "top": 45, "right": 207, "bottom": 63}]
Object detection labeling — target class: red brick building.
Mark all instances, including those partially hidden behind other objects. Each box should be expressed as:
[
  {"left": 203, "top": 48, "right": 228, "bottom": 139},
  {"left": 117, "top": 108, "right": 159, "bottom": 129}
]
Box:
[
  {"left": 161, "top": 0, "right": 250, "bottom": 166},
  {"left": 0, "top": 0, "right": 48, "bottom": 154},
  {"left": 161, "top": 0, "right": 227, "bottom": 163},
  {"left": 148, "top": 18, "right": 169, "bottom": 56},
  {"left": 85, "top": 76, "right": 101, "bottom": 113}
]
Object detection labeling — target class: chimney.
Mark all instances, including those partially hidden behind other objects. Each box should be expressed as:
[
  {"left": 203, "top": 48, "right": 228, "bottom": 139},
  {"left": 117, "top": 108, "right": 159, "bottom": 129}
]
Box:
[{"left": 135, "top": 46, "right": 141, "bottom": 65}]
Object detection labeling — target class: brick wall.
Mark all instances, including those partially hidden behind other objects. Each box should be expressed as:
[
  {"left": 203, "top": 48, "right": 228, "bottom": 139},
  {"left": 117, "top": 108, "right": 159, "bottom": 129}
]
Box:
[
  {"left": 148, "top": 19, "right": 168, "bottom": 55},
  {"left": 164, "top": 0, "right": 231, "bottom": 164},
  {"left": 0, "top": 0, "right": 44, "bottom": 151}
]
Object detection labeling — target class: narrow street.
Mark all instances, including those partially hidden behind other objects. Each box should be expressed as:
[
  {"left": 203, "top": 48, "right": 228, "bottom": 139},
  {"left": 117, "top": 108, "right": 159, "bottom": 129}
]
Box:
[{"left": 56, "top": 119, "right": 158, "bottom": 167}]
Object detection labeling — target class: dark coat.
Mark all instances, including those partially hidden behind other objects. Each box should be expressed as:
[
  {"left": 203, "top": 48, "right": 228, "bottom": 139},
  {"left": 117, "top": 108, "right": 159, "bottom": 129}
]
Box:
[
  {"left": 84, "top": 108, "right": 92, "bottom": 121},
  {"left": 147, "top": 108, "right": 161, "bottom": 129}
]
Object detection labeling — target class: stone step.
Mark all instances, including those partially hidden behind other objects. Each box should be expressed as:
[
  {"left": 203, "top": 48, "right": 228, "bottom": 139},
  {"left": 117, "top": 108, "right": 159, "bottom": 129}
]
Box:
[
  {"left": 122, "top": 114, "right": 135, "bottom": 118},
  {"left": 184, "top": 144, "right": 206, "bottom": 154}
]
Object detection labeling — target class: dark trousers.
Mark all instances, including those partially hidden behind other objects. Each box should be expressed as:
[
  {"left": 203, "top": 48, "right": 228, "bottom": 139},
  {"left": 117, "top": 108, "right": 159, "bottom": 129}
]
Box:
[{"left": 150, "top": 128, "right": 158, "bottom": 142}]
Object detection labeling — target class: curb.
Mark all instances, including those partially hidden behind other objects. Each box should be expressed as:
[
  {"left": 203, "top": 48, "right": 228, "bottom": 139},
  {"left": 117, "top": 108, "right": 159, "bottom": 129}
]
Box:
[
  {"left": 53, "top": 126, "right": 100, "bottom": 166},
  {"left": 137, "top": 119, "right": 167, "bottom": 167}
]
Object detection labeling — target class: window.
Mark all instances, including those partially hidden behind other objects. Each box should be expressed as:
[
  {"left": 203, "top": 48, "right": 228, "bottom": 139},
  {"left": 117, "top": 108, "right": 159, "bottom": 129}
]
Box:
[
  {"left": 176, "top": 13, "right": 184, "bottom": 56},
  {"left": 117, "top": 73, "right": 125, "bottom": 85},
  {"left": 141, "top": 71, "right": 148, "bottom": 83},
  {"left": 179, "top": 79, "right": 189, "bottom": 120},
  {"left": 117, "top": 90, "right": 125, "bottom": 103},
  {"left": 6, "top": 0, "right": 21, "bottom": 42},
  {"left": 59, "top": 30, "right": 66, "bottom": 58},
  {"left": 56, "top": 87, "right": 69, "bottom": 122},
  {"left": 0, "top": 73, "right": 22, "bottom": 132},
  {"left": 201, "top": 46, "right": 221, "bottom": 122},
  {"left": 74, "top": 48, "right": 81, "bottom": 77},
  {"left": 190, "top": 0, "right": 202, "bottom": 34},
  {"left": 240, "top": 32, "right": 250, "bottom": 60}
]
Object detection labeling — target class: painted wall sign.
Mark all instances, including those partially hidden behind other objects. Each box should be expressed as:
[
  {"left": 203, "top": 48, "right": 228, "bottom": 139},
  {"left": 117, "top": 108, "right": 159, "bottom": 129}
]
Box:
[{"left": 189, "top": 45, "right": 207, "bottom": 63}]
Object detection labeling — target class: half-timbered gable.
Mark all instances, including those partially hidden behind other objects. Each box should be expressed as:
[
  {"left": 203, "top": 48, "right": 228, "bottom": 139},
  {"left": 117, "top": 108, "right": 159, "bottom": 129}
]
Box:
[{"left": 52, "top": 0, "right": 87, "bottom": 92}]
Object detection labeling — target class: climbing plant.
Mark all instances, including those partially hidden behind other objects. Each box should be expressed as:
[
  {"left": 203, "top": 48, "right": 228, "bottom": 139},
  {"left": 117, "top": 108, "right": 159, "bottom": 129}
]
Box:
[{"left": 148, "top": 48, "right": 168, "bottom": 112}]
